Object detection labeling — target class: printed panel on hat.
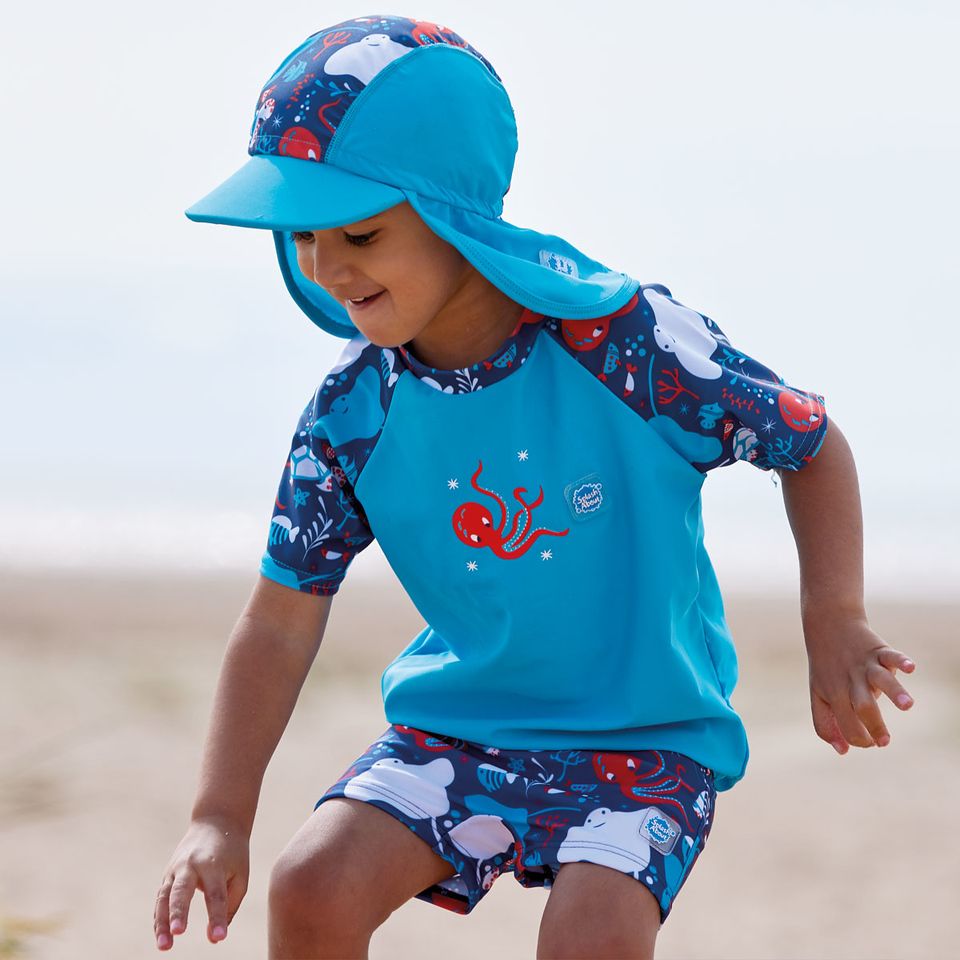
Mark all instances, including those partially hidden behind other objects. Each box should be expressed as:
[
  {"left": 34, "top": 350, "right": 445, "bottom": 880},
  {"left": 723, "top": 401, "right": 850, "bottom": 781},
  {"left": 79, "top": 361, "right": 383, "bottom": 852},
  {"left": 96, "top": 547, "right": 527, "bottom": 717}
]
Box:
[{"left": 247, "top": 15, "right": 499, "bottom": 164}]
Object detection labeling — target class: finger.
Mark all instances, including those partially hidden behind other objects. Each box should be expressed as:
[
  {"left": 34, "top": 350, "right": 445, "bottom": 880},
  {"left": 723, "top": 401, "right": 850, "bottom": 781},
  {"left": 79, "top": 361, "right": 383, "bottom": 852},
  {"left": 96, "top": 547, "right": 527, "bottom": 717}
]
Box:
[
  {"left": 154, "top": 877, "right": 174, "bottom": 950},
  {"left": 849, "top": 676, "right": 890, "bottom": 746},
  {"left": 877, "top": 648, "right": 916, "bottom": 674},
  {"left": 195, "top": 862, "right": 230, "bottom": 943},
  {"left": 167, "top": 870, "right": 198, "bottom": 938},
  {"left": 226, "top": 873, "right": 249, "bottom": 925},
  {"left": 831, "top": 688, "right": 876, "bottom": 748},
  {"left": 867, "top": 662, "right": 915, "bottom": 710},
  {"left": 810, "top": 692, "right": 850, "bottom": 754}
]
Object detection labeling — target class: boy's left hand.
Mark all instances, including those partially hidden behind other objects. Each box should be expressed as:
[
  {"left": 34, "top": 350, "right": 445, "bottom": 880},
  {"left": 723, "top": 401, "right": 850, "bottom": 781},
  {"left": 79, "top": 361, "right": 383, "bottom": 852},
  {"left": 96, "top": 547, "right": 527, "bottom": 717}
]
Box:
[{"left": 804, "top": 615, "right": 916, "bottom": 754}]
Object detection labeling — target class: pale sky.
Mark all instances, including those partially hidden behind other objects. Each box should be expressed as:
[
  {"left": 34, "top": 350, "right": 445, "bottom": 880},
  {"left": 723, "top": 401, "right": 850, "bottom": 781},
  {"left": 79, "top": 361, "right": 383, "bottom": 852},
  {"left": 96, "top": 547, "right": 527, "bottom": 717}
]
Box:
[{"left": 2, "top": 1, "right": 957, "bottom": 597}]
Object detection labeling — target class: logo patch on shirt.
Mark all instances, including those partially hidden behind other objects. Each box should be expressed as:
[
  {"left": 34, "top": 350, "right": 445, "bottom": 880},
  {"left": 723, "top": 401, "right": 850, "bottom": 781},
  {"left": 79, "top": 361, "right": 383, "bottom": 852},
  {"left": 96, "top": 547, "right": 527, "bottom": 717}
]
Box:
[
  {"left": 638, "top": 808, "right": 681, "bottom": 856},
  {"left": 564, "top": 473, "right": 607, "bottom": 521},
  {"left": 539, "top": 249, "right": 580, "bottom": 278}
]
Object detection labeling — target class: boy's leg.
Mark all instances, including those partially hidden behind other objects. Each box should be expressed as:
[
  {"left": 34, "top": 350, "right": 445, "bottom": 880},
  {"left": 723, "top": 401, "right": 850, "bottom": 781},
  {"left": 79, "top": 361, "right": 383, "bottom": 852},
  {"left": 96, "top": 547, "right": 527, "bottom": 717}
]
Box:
[
  {"left": 536, "top": 861, "right": 660, "bottom": 960},
  {"left": 268, "top": 796, "right": 456, "bottom": 959}
]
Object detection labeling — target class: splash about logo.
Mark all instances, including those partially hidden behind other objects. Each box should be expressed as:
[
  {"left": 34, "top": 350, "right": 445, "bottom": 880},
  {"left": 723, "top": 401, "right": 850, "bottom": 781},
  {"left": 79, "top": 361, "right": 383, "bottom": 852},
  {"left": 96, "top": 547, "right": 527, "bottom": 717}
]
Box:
[
  {"left": 645, "top": 815, "right": 674, "bottom": 844},
  {"left": 639, "top": 808, "right": 681, "bottom": 855},
  {"left": 572, "top": 482, "right": 602, "bottom": 514},
  {"left": 564, "top": 472, "right": 608, "bottom": 521},
  {"left": 539, "top": 249, "right": 580, "bottom": 278}
]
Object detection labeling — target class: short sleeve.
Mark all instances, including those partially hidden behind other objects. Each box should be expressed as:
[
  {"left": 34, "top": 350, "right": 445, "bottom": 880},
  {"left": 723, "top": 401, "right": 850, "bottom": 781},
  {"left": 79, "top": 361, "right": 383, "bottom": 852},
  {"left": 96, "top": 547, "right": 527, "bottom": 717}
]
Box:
[
  {"left": 260, "top": 392, "right": 375, "bottom": 596},
  {"left": 643, "top": 288, "right": 829, "bottom": 472}
]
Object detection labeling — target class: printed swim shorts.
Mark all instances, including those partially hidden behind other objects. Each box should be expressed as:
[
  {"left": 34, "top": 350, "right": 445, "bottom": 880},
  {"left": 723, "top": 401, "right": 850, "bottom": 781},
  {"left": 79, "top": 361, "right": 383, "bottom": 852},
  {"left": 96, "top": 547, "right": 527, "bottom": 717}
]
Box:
[{"left": 314, "top": 724, "right": 716, "bottom": 923}]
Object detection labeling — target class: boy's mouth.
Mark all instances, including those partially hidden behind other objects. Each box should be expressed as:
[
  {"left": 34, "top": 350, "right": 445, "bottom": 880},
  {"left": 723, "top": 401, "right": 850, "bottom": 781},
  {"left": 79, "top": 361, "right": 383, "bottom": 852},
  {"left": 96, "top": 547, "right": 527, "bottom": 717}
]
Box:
[{"left": 346, "top": 291, "right": 384, "bottom": 309}]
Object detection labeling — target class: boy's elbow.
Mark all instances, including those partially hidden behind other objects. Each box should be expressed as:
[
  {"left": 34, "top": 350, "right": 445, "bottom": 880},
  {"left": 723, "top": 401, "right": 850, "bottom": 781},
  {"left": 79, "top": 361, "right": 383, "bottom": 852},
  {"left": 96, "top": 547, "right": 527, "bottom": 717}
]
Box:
[{"left": 239, "top": 575, "right": 334, "bottom": 657}]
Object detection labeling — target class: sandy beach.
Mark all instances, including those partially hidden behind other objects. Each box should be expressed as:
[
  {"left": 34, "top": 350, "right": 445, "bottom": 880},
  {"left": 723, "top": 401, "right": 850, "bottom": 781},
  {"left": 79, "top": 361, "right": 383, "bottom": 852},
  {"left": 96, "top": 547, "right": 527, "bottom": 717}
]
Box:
[{"left": 0, "top": 570, "right": 953, "bottom": 959}]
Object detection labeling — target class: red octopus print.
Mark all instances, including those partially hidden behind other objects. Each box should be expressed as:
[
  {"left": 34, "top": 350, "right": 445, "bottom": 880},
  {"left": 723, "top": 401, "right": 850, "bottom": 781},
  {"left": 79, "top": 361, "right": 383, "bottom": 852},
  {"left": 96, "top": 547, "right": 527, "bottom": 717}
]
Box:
[
  {"left": 593, "top": 751, "right": 698, "bottom": 830},
  {"left": 452, "top": 460, "right": 569, "bottom": 559},
  {"left": 778, "top": 389, "right": 825, "bottom": 432},
  {"left": 560, "top": 293, "right": 640, "bottom": 352},
  {"left": 409, "top": 19, "right": 464, "bottom": 46}
]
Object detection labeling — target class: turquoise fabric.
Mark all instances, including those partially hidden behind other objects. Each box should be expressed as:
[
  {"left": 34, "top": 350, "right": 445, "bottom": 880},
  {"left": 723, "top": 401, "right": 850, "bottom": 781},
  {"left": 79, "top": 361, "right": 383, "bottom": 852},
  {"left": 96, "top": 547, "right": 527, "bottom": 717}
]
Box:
[
  {"left": 184, "top": 17, "right": 640, "bottom": 336},
  {"left": 319, "top": 330, "right": 749, "bottom": 791}
]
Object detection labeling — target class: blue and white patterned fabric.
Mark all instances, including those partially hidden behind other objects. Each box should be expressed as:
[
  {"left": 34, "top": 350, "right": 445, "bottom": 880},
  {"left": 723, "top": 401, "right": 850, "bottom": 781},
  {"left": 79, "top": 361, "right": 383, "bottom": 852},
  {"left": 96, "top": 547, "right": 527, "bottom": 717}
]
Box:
[
  {"left": 315, "top": 723, "right": 716, "bottom": 922},
  {"left": 245, "top": 16, "right": 499, "bottom": 164}
]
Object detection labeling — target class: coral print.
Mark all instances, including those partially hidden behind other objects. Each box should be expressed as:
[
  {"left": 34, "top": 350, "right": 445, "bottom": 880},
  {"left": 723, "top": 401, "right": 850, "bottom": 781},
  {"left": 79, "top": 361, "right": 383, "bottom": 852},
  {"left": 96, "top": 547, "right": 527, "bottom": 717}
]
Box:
[{"left": 452, "top": 461, "right": 569, "bottom": 559}]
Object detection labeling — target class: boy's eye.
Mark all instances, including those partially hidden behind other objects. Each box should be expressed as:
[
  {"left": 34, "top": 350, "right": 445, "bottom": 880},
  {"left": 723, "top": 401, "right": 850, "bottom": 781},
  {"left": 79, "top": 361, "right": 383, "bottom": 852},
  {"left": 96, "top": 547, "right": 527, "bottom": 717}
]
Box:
[
  {"left": 343, "top": 231, "right": 376, "bottom": 247},
  {"left": 288, "top": 230, "right": 376, "bottom": 247}
]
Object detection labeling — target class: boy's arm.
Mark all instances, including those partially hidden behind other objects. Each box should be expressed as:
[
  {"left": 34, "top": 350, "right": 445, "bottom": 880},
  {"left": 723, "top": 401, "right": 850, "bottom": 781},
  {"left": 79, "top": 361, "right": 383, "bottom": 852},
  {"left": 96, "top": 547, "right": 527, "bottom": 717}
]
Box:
[
  {"left": 155, "top": 576, "right": 333, "bottom": 950},
  {"left": 777, "top": 420, "right": 917, "bottom": 754},
  {"left": 191, "top": 575, "right": 333, "bottom": 831}
]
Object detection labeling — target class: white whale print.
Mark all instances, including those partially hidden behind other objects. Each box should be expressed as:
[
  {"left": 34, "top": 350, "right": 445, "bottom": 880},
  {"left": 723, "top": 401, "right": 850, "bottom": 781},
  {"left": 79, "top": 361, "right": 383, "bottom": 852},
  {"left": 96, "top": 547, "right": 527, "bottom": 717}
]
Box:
[
  {"left": 645, "top": 289, "right": 723, "bottom": 380},
  {"left": 343, "top": 756, "right": 454, "bottom": 818},
  {"left": 324, "top": 35, "right": 413, "bottom": 86}
]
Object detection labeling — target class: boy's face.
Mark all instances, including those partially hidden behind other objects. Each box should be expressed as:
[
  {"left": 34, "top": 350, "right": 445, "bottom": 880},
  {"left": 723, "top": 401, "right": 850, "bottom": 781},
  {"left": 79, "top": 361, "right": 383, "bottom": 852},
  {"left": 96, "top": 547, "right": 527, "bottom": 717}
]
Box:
[{"left": 291, "top": 201, "right": 476, "bottom": 350}]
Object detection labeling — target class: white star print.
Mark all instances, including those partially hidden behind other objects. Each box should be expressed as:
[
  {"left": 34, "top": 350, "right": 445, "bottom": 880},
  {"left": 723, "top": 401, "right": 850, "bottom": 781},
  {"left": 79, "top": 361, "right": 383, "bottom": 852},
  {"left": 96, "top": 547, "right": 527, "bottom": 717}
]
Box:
[
  {"left": 466, "top": 561, "right": 478, "bottom": 572},
  {"left": 540, "top": 549, "right": 553, "bottom": 561},
  {"left": 447, "top": 478, "right": 459, "bottom": 490},
  {"left": 517, "top": 449, "right": 529, "bottom": 461},
  {"left": 760, "top": 418, "right": 777, "bottom": 435}
]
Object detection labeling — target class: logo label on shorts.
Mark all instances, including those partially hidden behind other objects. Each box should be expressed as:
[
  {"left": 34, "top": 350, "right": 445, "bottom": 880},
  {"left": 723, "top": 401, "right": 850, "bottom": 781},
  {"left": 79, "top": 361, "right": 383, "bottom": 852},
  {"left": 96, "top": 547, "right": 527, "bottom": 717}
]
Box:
[
  {"left": 539, "top": 249, "right": 580, "bottom": 278},
  {"left": 564, "top": 473, "right": 607, "bottom": 522},
  {"left": 639, "top": 808, "right": 681, "bottom": 856}
]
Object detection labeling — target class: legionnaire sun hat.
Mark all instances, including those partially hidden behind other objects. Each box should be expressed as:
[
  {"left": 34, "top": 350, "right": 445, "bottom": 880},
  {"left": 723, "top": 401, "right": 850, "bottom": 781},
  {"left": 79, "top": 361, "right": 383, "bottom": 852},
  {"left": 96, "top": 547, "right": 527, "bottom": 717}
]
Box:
[{"left": 186, "top": 14, "right": 640, "bottom": 338}]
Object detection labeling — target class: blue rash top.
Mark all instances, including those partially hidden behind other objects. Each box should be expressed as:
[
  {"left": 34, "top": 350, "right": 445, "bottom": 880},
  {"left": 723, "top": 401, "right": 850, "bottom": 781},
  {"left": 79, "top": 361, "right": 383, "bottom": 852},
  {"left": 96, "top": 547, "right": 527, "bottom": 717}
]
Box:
[{"left": 261, "top": 284, "right": 828, "bottom": 792}]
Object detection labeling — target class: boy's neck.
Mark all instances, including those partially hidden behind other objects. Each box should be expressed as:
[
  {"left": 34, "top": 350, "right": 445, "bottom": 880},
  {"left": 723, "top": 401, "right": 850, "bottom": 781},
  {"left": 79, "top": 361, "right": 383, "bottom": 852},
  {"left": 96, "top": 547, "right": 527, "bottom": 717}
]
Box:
[{"left": 407, "top": 273, "right": 527, "bottom": 371}]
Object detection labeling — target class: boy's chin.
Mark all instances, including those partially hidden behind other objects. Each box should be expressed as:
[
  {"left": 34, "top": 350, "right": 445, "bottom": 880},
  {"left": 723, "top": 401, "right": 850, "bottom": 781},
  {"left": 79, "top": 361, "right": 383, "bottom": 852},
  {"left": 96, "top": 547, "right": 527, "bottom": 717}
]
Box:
[
  {"left": 356, "top": 328, "right": 404, "bottom": 350},
  {"left": 350, "top": 317, "right": 420, "bottom": 351}
]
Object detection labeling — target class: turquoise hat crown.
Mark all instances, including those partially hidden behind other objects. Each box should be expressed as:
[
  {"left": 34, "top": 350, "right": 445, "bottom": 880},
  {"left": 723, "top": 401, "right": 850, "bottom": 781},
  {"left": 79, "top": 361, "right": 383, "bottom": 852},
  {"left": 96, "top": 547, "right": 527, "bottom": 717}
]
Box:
[{"left": 248, "top": 14, "right": 516, "bottom": 218}]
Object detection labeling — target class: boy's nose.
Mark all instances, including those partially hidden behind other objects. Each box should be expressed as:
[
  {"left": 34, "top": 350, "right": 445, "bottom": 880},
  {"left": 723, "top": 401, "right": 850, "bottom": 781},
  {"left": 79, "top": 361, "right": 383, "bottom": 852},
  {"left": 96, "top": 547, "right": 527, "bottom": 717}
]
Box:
[{"left": 309, "top": 249, "right": 356, "bottom": 296}]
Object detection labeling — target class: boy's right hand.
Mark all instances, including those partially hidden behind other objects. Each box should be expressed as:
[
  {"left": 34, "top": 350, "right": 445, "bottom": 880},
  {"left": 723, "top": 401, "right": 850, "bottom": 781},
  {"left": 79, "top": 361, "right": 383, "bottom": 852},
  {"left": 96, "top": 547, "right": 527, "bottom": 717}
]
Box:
[{"left": 154, "top": 815, "right": 250, "bottom": 951}]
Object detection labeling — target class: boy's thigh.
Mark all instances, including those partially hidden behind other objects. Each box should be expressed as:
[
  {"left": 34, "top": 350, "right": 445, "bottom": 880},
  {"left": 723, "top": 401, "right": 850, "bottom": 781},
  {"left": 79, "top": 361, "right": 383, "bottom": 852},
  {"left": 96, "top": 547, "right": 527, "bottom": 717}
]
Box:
[
  {"left": 273, "top": 796, "right": 456, "bottom": 924},
  {"left": 537, "top": 861, "right": 660, "bottom": 960}
]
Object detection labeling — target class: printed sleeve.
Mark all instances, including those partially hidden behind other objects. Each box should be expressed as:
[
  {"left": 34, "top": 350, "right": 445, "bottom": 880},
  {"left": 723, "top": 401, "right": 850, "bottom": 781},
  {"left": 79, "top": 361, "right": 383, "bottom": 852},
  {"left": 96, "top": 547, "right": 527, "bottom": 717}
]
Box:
[
  {"left": 642, "top": 288, "right": 829, "bottom": 472},
  {"left": 259, "top": 392, "right": 375, "bottom": 596}
]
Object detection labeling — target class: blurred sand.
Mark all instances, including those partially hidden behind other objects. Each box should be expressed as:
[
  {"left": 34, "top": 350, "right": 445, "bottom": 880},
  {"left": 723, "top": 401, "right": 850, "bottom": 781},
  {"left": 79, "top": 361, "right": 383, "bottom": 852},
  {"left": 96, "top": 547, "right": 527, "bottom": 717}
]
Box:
[{"left": 0, "top": 571, "right": 954, "bottom": 960}]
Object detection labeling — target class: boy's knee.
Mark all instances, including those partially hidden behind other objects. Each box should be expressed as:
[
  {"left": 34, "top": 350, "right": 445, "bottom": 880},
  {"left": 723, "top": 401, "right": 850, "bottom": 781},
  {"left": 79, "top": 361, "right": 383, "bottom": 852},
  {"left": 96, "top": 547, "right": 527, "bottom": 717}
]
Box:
[
  {"left": 538, "top": 928, "right": 649, "bottom": 960},
  {"left": 268, "top": 849, "right": 388, "bottom": 935}
]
